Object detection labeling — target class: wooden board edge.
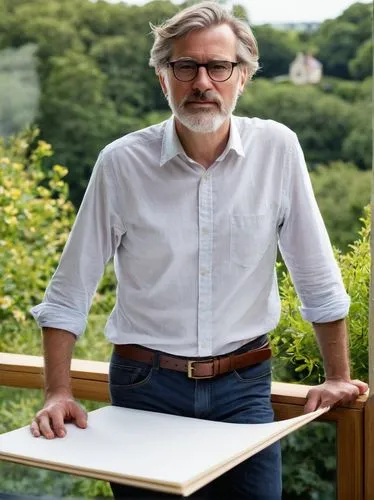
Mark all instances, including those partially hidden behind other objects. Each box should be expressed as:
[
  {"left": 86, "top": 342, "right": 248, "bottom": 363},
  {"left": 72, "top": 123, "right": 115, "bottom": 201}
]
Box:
[
  {"left": 0, "top": 453, "right": 182, "bottom": 496},
  {"left": 181, "top": 410, "right": 327, "bottom": 495}
]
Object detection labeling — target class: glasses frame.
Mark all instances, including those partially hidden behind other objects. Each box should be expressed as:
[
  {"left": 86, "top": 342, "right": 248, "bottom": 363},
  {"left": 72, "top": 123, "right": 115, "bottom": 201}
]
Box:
[{"left": 167, "top": 60, "right": 240, "bottom": 82}]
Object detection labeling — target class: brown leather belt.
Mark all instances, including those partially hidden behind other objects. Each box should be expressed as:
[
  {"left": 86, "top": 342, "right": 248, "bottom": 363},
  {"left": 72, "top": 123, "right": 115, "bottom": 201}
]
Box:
[{"left": 114, "top": 343, "right": 272, "bottom": 379}]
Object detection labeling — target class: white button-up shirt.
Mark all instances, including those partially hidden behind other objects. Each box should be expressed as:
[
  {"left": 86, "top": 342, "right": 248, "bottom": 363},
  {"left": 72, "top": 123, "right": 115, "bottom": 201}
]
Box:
[{"left": 31, "top": 116, "right": 350, "bottom": 356}]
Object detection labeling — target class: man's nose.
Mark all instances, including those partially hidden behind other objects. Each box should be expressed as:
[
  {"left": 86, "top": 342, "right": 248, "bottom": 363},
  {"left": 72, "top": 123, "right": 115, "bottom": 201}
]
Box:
[{"left": 192, "top": 66, "right": 213, "bottom": 92}]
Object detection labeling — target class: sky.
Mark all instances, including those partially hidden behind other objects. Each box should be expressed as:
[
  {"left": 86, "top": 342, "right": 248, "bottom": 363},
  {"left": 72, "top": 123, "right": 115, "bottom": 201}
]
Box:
[{"left": 106, "top": 0, "right": 372, "bottom": 24}]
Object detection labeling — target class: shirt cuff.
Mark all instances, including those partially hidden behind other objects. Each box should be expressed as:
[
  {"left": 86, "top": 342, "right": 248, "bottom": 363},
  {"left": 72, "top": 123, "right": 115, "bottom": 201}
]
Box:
[
  {"left": 300, "top": 294, "right": 351, "bottom": 323},
  {"left": 30, "top": 303, "right": 86, "bottom": 337}
]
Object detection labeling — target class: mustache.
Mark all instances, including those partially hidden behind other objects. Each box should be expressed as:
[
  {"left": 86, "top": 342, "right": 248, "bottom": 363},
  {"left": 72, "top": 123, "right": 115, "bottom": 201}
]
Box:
[{"left": 180, "top": 90, "right": 223, "bottom": 107}]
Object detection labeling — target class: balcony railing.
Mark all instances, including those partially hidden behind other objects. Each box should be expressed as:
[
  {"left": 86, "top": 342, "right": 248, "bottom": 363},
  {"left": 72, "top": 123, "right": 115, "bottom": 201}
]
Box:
[{"left": 1, "top": 351, "right": 373, "bottom": 500}]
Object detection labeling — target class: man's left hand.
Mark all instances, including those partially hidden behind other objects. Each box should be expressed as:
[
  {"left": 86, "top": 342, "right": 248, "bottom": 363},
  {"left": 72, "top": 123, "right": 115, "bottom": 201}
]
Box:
[{"left": 304, "top": 378, "right": 368, "bottom": 414}]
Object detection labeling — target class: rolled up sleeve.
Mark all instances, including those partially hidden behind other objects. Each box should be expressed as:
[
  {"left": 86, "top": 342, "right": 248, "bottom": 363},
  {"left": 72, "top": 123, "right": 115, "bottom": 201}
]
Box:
[
  {"left": 278, "top": 134, "right": 350, "bottom": 323},
  {"left": 30, "top": 151, "right": 126, "bottom": 337}
]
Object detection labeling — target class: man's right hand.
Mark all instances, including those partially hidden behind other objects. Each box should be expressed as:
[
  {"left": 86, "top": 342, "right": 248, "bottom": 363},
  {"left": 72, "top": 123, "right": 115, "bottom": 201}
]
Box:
[{"left": 30, "top": 393, "right": 88, "bottom": 439}]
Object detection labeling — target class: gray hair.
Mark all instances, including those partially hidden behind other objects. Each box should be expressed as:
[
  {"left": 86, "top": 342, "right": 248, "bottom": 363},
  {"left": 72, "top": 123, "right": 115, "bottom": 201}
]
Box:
[{"left": 149, "top": 1, "right": 259, "bottom": 80}]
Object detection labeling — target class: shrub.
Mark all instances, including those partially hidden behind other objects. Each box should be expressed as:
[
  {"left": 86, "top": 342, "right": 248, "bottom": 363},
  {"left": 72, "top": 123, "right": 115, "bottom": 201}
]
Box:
[
  {"left": 271, "top": 205, "right": 369, "bottom": 384},
  {"left": 0, "top": 129, "right": 74, "bottom": 353}
]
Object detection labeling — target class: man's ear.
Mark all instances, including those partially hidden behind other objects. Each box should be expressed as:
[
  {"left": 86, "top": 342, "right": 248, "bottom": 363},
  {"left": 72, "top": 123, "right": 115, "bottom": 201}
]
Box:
[
  {"left": 158, "top": 70, "right": 168, "bottom": 97},
  {"left": 239, "top": 65, "right": 249, "bottom": 93}
]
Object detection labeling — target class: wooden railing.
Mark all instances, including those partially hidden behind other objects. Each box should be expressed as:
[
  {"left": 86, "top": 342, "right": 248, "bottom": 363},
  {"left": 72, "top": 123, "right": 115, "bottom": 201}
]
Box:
[{"left": 1, "top": 352, "right": 372, "bottom": 500}]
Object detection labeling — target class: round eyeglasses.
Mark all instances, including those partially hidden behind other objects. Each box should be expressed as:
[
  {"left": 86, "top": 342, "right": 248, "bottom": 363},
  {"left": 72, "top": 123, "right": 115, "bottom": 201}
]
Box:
[{"left": 167, "top": 60, "right": 240, "bottom": 82}]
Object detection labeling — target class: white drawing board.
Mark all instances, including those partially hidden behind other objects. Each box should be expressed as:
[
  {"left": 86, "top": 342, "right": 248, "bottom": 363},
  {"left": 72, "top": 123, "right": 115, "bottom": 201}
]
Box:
[{"left": 0, "top": 405, "right": 326, "bottom": 496}]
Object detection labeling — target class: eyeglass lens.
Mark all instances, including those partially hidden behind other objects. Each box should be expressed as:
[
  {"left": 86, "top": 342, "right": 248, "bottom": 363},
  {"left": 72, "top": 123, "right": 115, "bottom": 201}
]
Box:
[{"left": 173, "top": 61, "right": 234, "bottom": 82}]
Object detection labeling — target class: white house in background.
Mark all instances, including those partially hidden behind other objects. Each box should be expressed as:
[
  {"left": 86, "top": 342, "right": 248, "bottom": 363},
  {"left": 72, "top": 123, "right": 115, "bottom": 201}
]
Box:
[{"left": 289, "top": 52, "right": 323, "bottom": 85}]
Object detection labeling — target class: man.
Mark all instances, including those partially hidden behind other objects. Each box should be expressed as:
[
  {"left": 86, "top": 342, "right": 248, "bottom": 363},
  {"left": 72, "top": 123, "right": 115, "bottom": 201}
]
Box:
[{"left": 30, "top": 2, "right": 368, "bottom": 499}]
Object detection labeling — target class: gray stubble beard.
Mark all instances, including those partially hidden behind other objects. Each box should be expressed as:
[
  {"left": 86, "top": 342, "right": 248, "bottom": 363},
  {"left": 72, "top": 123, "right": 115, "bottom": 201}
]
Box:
[{"left": 165, "top": 80, "right": 241, "bottom": 134}]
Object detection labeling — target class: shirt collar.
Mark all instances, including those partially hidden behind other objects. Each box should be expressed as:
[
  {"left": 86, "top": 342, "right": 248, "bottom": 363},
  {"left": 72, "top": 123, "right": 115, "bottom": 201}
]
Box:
[
  {"left": 160, "top": 117, "right": 185, "bottom": 167},
  {"left": 160, "top": 115, "right": 245, "bottom": 167},
  {"left": 221, "top": 115, "right": 245, "bottom": 160}
]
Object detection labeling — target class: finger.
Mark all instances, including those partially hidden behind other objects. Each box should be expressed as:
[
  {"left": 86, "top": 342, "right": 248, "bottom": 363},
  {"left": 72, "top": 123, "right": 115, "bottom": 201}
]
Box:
[
  {"left": 49, "top": 410, "right": 67, "bottom": 438},
  {"left": 340, "top": 386, "right": 360, "bottom": 405},
  {"left": 304, "top": 390, "right": 321, "bottom": 414},
  {"left": 38, "top": 413, "right": 55, "bottom": 439},
  {"left": 327, "top": 396, "right": 343, "bottom": 408},
  {"left": 351, "top": 380, "right": 369, "bottom": 394},
  {"left": 30, "top": 420, "right": 41, "bottom": 438},
  {"left": 70, "top": 403, "right": 88, "bottom": 429}
]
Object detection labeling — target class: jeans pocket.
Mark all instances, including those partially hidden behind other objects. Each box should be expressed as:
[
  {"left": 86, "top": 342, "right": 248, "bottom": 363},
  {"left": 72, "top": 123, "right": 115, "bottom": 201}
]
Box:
[
  {"left": 233, "top": 359, "right": 272, "bottom": 383},
  {"left": 109, "top": 353, "right": 153, "bottom": 390}
]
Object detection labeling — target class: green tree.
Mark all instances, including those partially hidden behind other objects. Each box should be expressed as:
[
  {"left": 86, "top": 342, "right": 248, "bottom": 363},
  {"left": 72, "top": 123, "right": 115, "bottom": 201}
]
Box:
[
  {"left": 237, "top": 80, "right": 354, "bottom": 166},
  {"left": 319, "top": 76, "right": 372, "bottom": 103},
  {"left": 310, "top": 162, "right": 371, "bottom": 250},
  {"left": 313, "top": 2, "right": 372, "bottom": 78},
  {"left": 38, "top": 51, "right": 121, "bottom": 205},
  {"left": 338, "top": 1, "right": 372, "bottom": 39},
  {"left": 90, "top": 35, "right": 153, "bottom": 114},
  {"left": 349, "top": 38, "right": 373, "bottom": 79},
  {"left": 342, "top": 101, "right": 372, "bottom": 170},
  {"left": 315, "top": 21, "right": 358, "bottom": 78},
  {"left": 252, "top": 25, "right": 301, "bottom": 77}
]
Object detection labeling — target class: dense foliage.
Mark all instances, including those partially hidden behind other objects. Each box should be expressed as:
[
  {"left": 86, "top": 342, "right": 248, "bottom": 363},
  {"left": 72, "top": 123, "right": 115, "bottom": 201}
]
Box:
[
  {"left": 0, "top": 129, "right": 74, "bottom": 350},
  {"left": 0, "top": 131, "right": 114, "bottom": 358},
  {"left": 310, "top": 162, "right": 371, "bottom": 250},
  {"left": 271, "top": 206, "right": 370, "bottom": 384},
  {"left": 236, "top": 78, "right": 371, "bottom": 170}
]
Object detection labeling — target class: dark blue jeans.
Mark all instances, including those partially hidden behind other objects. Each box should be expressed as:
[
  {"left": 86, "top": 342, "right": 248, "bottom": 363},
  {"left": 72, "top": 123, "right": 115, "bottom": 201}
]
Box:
[{"left": 109, "top": 339, "right": 281, "bottom": 500}]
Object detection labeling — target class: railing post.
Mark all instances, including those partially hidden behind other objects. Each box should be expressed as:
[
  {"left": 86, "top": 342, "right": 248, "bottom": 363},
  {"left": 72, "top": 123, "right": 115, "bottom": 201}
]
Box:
[
  {"left": 335, "top": 408, "right": 364, "bottom": 500},
  {"left": 365, "top": 164, "right": 374, "bottom": 499},
  {"left": 364, "top": 396, "right": 374, "bottom": 500}
]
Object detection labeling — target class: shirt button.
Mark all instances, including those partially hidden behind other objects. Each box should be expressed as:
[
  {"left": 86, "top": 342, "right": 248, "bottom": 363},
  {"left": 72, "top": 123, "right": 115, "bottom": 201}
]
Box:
[
  {"left": 202, "top": 227, "right": 209, "bottom": 235},
  {"left": 200, "top": 269, "right": 208, "bottom": 276}
]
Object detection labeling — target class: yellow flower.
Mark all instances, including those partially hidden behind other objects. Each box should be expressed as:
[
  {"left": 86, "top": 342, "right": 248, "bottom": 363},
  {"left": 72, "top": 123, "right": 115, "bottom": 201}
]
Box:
[
  {"left": 36, "top": 186, "right": 50, "bottom": 197},
  {"left": 9, "top": 188, "right": 21, "bottom": 200},
  {"left": 5, "top": 216, "right": 18, "bottom": 225},
  {"left": 13, "top": 309, "right": 26, "bottom": 322},
  {"left": 4, "top": 205, "right": 18, "bottom": 215},
  {"left": 0, "top": 157, "right": 10, "bottom": 164},
  {"left": 12, "top": 163, "right": 24, "bottom": 171},
  {"left": 53, "top": 165, "right": 68, "bottom": 177},
  {"left": 0, "top": 296, "right": 13, "bottom": 309},
  {"left": 37, "top": 140, "right": 53, "bottom": 156}
]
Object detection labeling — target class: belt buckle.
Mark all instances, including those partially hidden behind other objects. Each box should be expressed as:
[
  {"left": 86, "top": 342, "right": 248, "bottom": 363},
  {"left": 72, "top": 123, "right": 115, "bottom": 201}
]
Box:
[{"left": 187, "top": 359, "right": 215, "bottom": 379}]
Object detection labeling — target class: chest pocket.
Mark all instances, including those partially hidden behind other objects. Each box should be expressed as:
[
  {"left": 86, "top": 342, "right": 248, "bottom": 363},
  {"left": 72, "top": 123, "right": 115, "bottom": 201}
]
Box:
[{"left": 230, "top": 213, "right": 275, "bottom": 269}]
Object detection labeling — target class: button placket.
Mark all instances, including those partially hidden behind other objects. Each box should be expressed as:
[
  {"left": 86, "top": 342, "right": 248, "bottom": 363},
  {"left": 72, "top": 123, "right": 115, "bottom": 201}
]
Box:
[{"left": 197, "top": 173, "right": 213, "bottom": 356}]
